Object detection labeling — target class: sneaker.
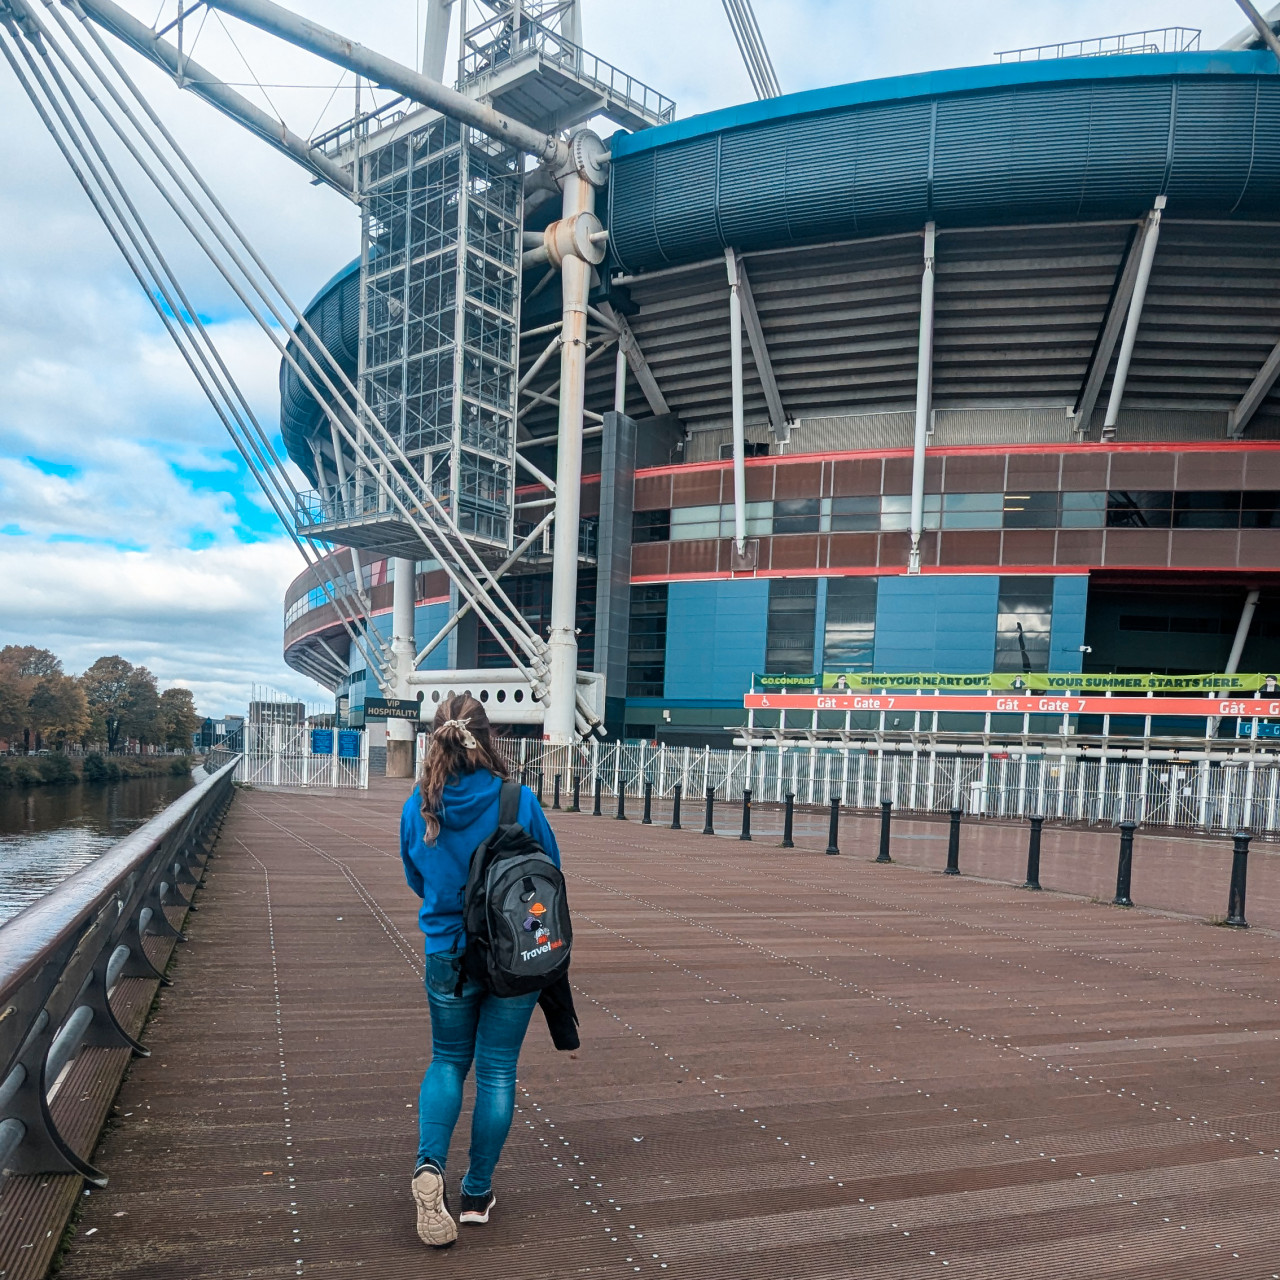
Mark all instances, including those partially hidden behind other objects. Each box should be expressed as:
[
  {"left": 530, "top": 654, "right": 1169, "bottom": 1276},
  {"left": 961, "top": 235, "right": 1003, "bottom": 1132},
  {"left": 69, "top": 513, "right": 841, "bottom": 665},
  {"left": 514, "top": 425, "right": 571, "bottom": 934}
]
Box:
[
  {"left": 411, "top": 1161, "right": 457, "bottom": 1248},
  {"left": 459, "top": 1189, "right": 496, "bottom": 1225}
]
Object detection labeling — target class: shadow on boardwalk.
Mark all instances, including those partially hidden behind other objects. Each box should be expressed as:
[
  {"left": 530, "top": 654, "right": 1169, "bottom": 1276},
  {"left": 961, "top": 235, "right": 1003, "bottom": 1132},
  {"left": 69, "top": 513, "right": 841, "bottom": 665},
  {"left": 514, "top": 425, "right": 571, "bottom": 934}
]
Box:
[{"left": 59, "top": 779, "right": 1280, "bottom": 1279}]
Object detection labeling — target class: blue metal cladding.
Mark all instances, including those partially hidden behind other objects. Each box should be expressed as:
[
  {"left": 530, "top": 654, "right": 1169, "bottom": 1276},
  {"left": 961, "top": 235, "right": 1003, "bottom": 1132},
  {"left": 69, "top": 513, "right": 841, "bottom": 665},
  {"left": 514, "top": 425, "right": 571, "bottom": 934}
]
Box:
[
  {"left": 1048, "top": 576, "right": 1089, "bottom": 673},
  {"left": 416, "top": 601, "right": 453, "bottom": 672},
  {"left": 279, "top": 257, "right": 361, "bottom": 483},
  {"left": 872, "top": 576, "right": 1000, "bottom": 673},
  {"left": 608, "top": 53, "right": 1280, "bottom": 273},
  {"left": 664, "top": 579, "right": 769, "bottom": 702}
]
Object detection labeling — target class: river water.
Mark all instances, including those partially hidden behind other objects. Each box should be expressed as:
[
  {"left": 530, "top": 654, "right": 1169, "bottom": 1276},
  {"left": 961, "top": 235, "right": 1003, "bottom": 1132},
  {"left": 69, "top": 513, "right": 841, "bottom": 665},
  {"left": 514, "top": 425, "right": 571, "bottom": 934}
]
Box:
[{"left": 0, "top": 773, "right": 196, "bottom": 925}]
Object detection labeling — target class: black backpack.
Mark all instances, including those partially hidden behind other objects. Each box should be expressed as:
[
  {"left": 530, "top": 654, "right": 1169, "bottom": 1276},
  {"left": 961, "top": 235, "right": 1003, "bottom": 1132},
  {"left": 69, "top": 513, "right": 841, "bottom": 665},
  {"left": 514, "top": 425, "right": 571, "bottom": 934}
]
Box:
[{"left": 461, "top": 781, "right": 572, "bottom": 997}]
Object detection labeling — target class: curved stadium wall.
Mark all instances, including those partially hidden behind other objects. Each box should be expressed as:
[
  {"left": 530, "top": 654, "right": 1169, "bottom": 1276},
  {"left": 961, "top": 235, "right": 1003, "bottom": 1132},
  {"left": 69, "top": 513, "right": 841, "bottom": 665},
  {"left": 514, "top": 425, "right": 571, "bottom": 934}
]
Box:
[{"left": 282, "top": 52, "right": 1280, "bottom": 743}]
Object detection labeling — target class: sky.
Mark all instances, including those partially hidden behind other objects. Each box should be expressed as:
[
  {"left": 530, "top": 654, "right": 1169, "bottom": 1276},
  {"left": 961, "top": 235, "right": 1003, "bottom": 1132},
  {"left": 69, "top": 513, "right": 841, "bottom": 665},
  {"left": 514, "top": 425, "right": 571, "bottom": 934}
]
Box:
[{"left": 0, "top": 0, "right": 1260, "bottom": 717}]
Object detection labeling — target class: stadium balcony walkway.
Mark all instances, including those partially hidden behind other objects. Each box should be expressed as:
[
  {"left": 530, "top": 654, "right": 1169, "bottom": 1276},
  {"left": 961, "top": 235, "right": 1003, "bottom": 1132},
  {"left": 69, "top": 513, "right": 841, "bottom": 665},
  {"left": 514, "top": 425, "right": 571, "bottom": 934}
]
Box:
[{"left": 53, "top": 781, "right": 1280, "bottom": 1279}]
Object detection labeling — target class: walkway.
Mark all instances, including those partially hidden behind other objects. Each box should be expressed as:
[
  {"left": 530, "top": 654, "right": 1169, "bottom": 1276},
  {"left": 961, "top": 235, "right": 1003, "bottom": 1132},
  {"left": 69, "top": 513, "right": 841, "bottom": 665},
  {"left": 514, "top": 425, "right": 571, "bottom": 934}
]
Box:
[{"left": 58, "top": 782, "right": 1280, "bottom": 1279}]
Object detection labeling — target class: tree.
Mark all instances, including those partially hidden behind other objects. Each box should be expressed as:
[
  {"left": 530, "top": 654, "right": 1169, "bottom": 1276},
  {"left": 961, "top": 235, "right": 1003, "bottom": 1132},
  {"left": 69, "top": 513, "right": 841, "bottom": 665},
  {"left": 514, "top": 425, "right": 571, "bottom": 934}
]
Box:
[
  {"left": 28, "top": 674, "right": 90, "bottom": 749},
  {"left": 157, "top": 687, "right": 200, "bottom": 752},
  {"left": 123, "top": 667, "right": 162, "bottom": 746},
  {"left": 0, "top": 646, "right": 63, "bottom": 750},
  {"left": 80, "top": 656, "right": 135, "bottom": 752}
]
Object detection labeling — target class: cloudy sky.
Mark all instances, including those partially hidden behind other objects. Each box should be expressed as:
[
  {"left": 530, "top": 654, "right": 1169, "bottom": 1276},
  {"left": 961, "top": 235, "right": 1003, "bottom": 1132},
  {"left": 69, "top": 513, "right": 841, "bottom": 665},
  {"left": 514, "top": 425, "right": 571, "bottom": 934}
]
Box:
[{"left": 0, "top": 0, "right": 1257, "bottom": 716}]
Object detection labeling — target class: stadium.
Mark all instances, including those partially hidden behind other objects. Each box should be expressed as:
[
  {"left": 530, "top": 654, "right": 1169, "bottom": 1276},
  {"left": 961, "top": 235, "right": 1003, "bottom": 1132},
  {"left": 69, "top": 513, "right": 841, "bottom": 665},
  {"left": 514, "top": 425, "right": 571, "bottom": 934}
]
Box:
[{"left": 280, "top": 23, "right": 1280, "bottom": 750}]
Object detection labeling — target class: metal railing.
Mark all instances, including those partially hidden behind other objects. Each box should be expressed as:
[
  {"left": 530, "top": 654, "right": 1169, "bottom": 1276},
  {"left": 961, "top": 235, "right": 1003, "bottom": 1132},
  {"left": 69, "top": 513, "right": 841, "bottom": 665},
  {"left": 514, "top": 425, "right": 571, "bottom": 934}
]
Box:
[
  {"left": 311, "top": 95, "right": 411, "bottom": 157},
  {"left": 995, "top": 27, "right": 1200, "bottom": 63},
  {"left": 459, "top": 20, "right": 676, "bottom": 125},
  {"left": 0, "top": 757, "right": 237, "bottom": 1219},
  {"left": 503, "top": 739, "right": 1280, "bottom": 839}
]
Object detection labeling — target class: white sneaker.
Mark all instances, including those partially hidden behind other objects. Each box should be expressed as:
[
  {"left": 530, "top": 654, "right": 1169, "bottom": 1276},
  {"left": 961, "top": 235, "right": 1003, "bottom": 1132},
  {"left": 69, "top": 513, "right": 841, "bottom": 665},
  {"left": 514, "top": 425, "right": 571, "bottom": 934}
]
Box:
[{"left": 411, "top": 1163, "right": 458, "bottom": 1248}]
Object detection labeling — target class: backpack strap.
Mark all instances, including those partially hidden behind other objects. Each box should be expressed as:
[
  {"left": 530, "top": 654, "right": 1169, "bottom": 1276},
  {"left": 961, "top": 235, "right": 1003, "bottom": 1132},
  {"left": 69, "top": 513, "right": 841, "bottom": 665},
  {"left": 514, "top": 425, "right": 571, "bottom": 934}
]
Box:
[{"left": 498, "top": 779, "right": 522, "bottom": 827}]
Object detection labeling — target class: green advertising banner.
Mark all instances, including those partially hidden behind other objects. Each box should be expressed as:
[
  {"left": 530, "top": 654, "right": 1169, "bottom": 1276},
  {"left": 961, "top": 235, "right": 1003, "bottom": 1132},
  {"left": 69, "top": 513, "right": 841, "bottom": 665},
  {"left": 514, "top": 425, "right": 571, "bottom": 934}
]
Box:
[
  {"left": 814, "top": 672, "right": 1280, "bottom": 693},
  {"left": 755, "top": 673, "right": 819, "bottom": 689}
]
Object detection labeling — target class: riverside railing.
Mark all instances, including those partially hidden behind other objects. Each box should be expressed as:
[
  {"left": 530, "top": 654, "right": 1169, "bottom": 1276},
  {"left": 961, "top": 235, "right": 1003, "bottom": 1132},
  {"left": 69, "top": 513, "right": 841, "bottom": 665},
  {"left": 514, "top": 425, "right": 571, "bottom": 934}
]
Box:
[
  {"left": 502, "top": 739, "right": 1280, "bottom": 840},
  {"left": 0, "top": 756, "right": 237, "bottom": 1272}
]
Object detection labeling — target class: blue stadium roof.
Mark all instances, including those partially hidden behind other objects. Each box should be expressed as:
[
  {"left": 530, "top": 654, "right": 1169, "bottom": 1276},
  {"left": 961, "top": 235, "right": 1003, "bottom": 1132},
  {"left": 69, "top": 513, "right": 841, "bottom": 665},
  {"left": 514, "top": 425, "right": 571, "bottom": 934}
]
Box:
[{"left": 607, "top": 51, "right": 1280, "bottom": 272}]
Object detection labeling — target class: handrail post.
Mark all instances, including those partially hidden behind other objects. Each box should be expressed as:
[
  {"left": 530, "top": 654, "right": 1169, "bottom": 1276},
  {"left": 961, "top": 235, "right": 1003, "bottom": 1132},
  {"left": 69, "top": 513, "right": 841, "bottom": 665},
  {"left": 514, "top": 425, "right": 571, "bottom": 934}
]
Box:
[
  {"left": 740, "top": 788, "right": 752, "bottom": 841},
  {"left": 703, "top": 786, "right": 715, "bottom": 836},
  {"left": 945, "top": 807, "right": 962, "bottom": 875},
  {"left": 877, "top": 798, "right": 892, "bottom": 863},
  {"left": 671, "top": 781, "right": 682, "bottom": 830},
  {"left": 1226, "top": 830, "right": 1251, "bottom": 927},
  {"left": 825, "top": 795, "right": 840, "bottom": 855},
  {"left": 1113, "top": 820, "right": 1135, "bottom": 906},
  {"left": 1024, "top": 815, "right": 1044, "bottom": 890},
  {"left": 642, "top": 779, "right": 653, "bottom": 825},
  {"left": 781, "top": 791, "right": 794, "bottom": 848}
]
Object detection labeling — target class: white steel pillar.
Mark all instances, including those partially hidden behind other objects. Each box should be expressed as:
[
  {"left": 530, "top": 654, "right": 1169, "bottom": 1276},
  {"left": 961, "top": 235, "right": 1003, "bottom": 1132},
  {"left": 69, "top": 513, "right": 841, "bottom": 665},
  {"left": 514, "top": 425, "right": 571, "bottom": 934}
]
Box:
[
  {"left": 725, "top": 248, "right": 747, "bottom": 553},
  {"left": 386, "top": 556, "right": 418, "bottom": 777},
  {"left": 908, "top": 221, "right": 937, "bottom": 574},
  {"left": 545, "top": 165, "right": 595, "bottom": 744},
  {"left": 1102, "top": 196, "right": 1165, "bottom": 437}
]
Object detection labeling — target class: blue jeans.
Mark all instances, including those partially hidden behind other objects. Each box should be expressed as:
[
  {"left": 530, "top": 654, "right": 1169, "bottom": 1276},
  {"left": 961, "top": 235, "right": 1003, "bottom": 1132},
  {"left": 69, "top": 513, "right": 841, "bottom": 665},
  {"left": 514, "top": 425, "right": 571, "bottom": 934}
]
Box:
[{"left": 417, "top": 948, "right": 538, "bottom": 1195}]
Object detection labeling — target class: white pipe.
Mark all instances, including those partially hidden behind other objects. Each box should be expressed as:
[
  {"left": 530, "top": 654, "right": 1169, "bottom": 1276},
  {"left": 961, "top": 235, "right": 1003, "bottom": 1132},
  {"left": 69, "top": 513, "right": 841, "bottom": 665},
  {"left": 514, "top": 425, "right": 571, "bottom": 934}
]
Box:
[
  {"left": 908, "top": 221, "right": 936, "bottom": 574},
  {"left": 545, "top": 170, "right": 593, "bottom": 744},
  {"left": 1103, "top": 196, "right": 1165, "bottom": 433},
  {"left": 726, "top": 247, "right": 747, "bottom": 553},
  {"left": 1227, "top": 588, "right": 1261, "bottom": 674},
  {"left": 614, "top": 342, "right": 627, "bottom": 415}
]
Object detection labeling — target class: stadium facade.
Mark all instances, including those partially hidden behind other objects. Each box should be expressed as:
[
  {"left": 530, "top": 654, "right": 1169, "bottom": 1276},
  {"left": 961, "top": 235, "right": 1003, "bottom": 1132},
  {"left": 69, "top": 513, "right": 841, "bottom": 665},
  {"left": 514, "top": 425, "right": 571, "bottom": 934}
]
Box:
[{"left": 283, "top": 47, "right": 1280, "bottom": 746}]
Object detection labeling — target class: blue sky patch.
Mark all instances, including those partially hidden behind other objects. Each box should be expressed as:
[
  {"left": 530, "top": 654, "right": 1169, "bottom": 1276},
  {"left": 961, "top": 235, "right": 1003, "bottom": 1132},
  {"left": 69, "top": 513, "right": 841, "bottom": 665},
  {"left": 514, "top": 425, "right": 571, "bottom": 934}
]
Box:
[{"left": 25, "top": 456, "right": 79, "bottom": 478}]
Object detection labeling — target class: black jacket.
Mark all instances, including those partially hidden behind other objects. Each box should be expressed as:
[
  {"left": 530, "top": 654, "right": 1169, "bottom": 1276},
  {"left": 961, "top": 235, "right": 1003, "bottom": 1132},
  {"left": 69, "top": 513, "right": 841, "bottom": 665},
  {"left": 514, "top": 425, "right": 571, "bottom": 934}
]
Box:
[{"left": 537, "top": 974, "right": 579, "bottom": 1050}]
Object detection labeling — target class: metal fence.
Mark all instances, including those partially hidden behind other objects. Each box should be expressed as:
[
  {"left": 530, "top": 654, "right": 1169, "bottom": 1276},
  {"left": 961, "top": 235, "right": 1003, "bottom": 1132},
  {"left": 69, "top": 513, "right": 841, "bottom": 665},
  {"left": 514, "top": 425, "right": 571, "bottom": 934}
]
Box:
[
  {"left": 0, "top": 756, "right": 237, "bottom": 1274},
  {"left": 505, "top": 739, "right": 1280, "bottom": 839},
  {"left": 237, "top": 724, "right": 368, "bottom": 789}
]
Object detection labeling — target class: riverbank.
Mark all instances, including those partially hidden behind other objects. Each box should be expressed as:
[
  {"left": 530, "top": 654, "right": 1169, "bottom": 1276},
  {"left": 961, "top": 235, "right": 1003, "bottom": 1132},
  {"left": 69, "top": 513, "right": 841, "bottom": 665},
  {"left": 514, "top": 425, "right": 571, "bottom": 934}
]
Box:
[{"left": 0, "top": 753, "right": 194, "bottom": 789}]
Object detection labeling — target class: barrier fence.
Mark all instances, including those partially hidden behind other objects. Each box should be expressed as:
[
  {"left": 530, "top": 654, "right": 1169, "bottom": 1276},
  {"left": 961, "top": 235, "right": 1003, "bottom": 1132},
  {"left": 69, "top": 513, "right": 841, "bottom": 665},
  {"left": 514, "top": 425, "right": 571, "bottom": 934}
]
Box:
[
  {"left": 0, "top": 757, "right": 238, "bottom": 1277},
  {"left": 236, "top": 723, "right": 368, "bottom": 789},
  {"left": 500, "top": 739, "right": 1280, "bottom": 840}
]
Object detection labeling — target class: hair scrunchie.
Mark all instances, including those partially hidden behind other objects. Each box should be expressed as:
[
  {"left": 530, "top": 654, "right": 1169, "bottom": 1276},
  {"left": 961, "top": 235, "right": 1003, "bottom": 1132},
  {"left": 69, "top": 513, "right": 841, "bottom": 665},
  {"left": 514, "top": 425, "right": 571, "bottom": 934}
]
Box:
[{"left": 436, "top": 717, "right": 477, "bottom": 750}]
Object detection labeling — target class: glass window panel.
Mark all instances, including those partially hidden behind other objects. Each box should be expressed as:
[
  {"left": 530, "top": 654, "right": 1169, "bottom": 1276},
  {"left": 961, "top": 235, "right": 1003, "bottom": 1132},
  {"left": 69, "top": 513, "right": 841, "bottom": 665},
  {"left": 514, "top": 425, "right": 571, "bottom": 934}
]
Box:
[
  {"left": 1172, "top": 491, "right": 1241, "bottom": 528},
  {"left": 670, "top": 505, "right": 719, "bottom": 541},
  {"left": 628, "top": 584, "right": 668, "bottom": 698},
  {"left": 1002, "top": 492, "right": 1059, "bottom": 528},
  {"left": 1060, "top": 491, "right": 1106, "bottom": 527},
  {"left": 994, "top": 576, "right": 1053, "bottom": 673},
  {"left": 766, "top": 579, "right": 817, "bottom": 673},
  {"left": 823, "top": 578, "right": 877, "bottom": 672},
  {"left": 772, "top": 498, "right": 821, "bottom": 535},
  {"left": 1107, "top": 491, "right": 1172, "bottom": 527},
  {"left": 632, "top": 509, "right": 670, "bottom": 543},
  {"left": 942, "top": 508, "right": 1002, "bottom": 530},
  {"left": 944, "top": 492, "right": 1004, "bottom": 511}
]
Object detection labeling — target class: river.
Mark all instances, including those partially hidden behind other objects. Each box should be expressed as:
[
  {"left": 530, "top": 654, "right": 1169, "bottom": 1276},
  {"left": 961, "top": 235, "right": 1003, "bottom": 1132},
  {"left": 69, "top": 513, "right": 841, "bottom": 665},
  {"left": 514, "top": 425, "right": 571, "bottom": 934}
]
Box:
[{"left": 0, "top": 773, "right": 196, "bottom": 925}]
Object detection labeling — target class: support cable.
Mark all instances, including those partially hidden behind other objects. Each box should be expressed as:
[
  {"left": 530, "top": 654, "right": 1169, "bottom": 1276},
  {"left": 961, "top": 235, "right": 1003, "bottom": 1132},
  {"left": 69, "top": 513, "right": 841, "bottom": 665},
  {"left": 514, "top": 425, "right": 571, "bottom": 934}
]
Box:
[
  {"left": 43, "top": 0, "right": 551, "bottom": 689},
  {"left": 0, "top": 9, "right": 388, "bottom": 686}
]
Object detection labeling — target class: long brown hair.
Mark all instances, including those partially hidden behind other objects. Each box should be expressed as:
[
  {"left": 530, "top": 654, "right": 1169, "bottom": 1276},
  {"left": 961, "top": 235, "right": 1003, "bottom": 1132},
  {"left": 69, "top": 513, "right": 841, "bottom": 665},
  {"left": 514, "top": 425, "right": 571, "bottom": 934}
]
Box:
[{"left": 416, "top": 694, "right": 509, "bottom": 843}]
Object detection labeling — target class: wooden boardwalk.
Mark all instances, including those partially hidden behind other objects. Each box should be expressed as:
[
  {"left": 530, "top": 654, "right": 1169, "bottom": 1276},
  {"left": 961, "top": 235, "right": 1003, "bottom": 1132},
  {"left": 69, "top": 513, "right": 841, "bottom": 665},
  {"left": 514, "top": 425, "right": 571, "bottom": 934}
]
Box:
[{"left": 56, "top": 781, "right": 1280, "bottom": 1279}]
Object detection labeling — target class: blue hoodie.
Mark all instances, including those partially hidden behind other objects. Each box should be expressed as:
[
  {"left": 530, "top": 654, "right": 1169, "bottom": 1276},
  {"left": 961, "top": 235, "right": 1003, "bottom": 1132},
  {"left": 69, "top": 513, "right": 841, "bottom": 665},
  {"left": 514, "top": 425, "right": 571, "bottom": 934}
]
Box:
[{"left": 399, "top": 769, "right": 561, "bottom": 955}]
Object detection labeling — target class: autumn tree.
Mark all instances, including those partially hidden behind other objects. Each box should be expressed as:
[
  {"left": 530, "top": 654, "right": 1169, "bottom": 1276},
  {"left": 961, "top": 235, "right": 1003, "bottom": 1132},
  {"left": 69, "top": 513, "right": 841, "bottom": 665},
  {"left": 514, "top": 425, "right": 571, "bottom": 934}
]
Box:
[
  {"left": 157, "top": 687, "right": 200, "bottom": 752},
  {"left": 28, "top": 674, "right": 90, "bottom": 748},
  {"left": 80, "top": 655, "right": 136, "bottom": 752},
  {"left": 0, "top": 646, "right": 63, "bottom": 751}
]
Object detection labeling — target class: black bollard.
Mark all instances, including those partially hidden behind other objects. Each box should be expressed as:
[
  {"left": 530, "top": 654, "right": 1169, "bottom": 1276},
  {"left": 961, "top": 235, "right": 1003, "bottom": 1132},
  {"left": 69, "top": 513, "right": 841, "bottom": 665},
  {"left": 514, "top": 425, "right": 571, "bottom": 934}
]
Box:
[
  {"left": 569, "top": 773, "right": 581, "bottom": 813},
  {"left": 781, "top": 792, "right": 795, "bottom": 848},
  {"left": 1024, "top": 815, "right": 1044, "bottom": 890},
  {"left": 592, "top": 776, "right": 602, "bottom": 816},
  {"left": 877, "top": 798, "right": 893, "bottom": 863},
  {"left": 944, "top": 807, "right": 962, "bottom": 875},
  {"left": 1113, "top": 820, "right": 1135, "bottom": 906},
  {"left": 825, "top": 795, "right": 840, "bottom": 855},
  {"left": 671, "top": 782, "right": 683, "bottom": 830},
  {"left": 520, "top": 769, "right": 528, "bottom": 787},
  {"left": 552, "top": 773, "right": 561, "bottom": 810},
  {"left": 1226, "top": 830, "right": 1251, "bottom": 927},
  {"left": 536, "top": 771, "right": 544, "bottom": 804},
  {"left": 615, "top": 778, "right": 627, "bottom": 820},
  {"left": 703, "top": 787, "right": 715, "bottom": 836},
  {"left": 740, "top": 788, "right": 753, "bottom": 841},
  {"left": 642, "top": 780, "right": 653, "bottom": 825}
]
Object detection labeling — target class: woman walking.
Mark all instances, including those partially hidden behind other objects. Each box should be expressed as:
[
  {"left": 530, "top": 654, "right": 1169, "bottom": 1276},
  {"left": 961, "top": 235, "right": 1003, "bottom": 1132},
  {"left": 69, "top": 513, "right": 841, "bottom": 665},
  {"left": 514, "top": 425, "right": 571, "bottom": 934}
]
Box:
[{"left": 399, "top": 694, "right": 562, "bottom": 1248}]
